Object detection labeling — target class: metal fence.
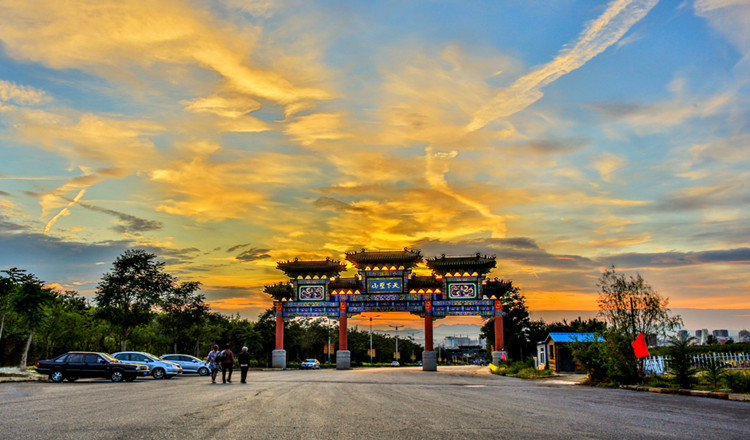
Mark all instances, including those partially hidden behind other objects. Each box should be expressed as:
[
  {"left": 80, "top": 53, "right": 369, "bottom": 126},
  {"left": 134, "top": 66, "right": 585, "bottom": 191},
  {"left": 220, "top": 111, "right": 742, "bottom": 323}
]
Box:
[{"left": 643, "top": 352, "right": 750, "bottom": 376}]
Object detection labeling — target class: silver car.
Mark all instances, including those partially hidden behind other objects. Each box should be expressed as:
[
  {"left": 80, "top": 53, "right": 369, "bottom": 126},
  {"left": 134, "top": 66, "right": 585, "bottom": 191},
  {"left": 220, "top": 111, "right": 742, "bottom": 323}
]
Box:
[
  {"left": 112, "top": 351, "right": 183, "bottom": 379},
  {"left": 160, "top": 354, "right": 210, "bottom": 376}
]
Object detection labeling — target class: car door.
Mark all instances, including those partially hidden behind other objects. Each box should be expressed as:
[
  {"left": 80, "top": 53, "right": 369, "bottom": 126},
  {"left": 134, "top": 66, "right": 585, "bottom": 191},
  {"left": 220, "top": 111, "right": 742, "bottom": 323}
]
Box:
[
  {"left": 65, "top": 353, "right": 86, "bottom": 377},
  {"left": 128, "top": 353, "right": 154, "bottom": 371},
  {"left": 113, "top": 353, "right": 131, "bottom": 365},
  {"left": 163, "top": 355, "right": 186, "bottom": 371},
  {"left": 83, "top": 354, "right": 108, "bottom": 378},
  {"left": 182, "top": 355, "right": 201, "bottom": 372}
]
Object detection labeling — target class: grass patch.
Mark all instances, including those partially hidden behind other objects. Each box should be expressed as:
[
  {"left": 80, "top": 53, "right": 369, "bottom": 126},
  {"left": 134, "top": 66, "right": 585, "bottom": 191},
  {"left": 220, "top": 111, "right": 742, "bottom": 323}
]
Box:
[
  {"left": 514, "top": 368, "right": 554, "bottom": 379},
  {"left": 637, "top": 370, "right": 750, "bottom": 393},
  {"left": 490, "top": 358, "right": 554, "bottom": 379}
]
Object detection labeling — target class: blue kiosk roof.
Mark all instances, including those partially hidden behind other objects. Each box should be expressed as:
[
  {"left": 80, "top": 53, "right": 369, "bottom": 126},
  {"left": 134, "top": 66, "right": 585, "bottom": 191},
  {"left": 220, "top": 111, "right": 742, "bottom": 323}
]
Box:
[{"left": 541, "top": 332, "right": 603, "bottom": 344}]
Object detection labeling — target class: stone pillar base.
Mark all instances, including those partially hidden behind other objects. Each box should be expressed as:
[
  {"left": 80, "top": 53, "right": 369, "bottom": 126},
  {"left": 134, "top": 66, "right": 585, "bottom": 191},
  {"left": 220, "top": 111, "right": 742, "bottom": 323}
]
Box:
[
  {"left": 336, "top": 350, "right": 351, "bottom": 370},
  {"left": 492, "top": 350, "right": 508, "bottom": 366},
  {"left": 422, "top": 350, "right": 437, "bottom": 371},
  {"left": 272, "top": 349, "right": 287, "bottom": 369}
]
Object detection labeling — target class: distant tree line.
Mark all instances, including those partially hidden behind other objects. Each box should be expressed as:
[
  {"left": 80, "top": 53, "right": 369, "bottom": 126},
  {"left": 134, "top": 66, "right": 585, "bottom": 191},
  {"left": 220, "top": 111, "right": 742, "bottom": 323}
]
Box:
[{"left": 0, "top": 249, "right": 421, "bottom": 368}]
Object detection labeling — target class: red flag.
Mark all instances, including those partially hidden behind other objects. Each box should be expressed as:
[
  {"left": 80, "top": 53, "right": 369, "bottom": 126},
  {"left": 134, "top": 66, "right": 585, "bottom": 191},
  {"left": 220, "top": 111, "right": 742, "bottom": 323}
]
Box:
[{"left": 632, "top": 332, "right": 650, "bottom": 358}]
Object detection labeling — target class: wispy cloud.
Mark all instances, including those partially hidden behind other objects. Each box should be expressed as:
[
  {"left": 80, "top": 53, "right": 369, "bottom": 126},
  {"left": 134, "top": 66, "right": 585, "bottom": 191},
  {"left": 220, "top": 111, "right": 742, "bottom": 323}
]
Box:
[
  {"left": 0, "top": 0, "right": 333, "bottom": 115},
  {"left": 468, "top": 0, "right": 658, "bottom": 131},
  {"left": 74, "top": 201, "right": 163, "bottom": 234},
  {"left": 0, "top": 79, "right": 49, "bottom": 105}
]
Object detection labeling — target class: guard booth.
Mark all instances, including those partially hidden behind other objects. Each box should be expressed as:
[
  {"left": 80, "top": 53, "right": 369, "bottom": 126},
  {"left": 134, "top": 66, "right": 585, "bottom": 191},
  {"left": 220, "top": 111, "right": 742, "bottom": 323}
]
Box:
[
  {"left": 542, "top": 332, "right": 601, "bottom": 373},
  {"left": 264, "top": 248, "right": 512, "bottom": 371}
]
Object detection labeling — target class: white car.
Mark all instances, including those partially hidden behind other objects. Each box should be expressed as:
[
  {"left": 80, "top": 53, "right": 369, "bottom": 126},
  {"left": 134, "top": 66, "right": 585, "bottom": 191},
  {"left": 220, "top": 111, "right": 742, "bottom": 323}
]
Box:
[
  {"left": 112, "top": 351, "right": 183, "bottom": 379},
  {"left": 160, "top": 354, "right": 210, "bottom": 376},
  {"left": 301, "top": 359, "right": 320, "bottom": 369}
]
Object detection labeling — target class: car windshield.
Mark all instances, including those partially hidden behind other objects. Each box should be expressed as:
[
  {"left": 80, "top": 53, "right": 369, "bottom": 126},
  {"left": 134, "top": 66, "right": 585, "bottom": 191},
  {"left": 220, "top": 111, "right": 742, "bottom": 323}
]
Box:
[
  {"left": 304, "top": 359, "right": 317, "bottom": 363},
  {"left": 100, "top": 353, "right": 119, "bottom": 363},
  {"left": 143, "top": 353, "right": 160, "bottom": 361}
]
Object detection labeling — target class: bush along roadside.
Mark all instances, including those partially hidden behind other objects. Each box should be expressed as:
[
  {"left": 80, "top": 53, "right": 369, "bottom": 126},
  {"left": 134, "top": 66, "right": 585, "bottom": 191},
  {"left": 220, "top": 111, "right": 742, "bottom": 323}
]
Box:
[{"left": 490, "top": 358, "right": 554, "bottom": 379}]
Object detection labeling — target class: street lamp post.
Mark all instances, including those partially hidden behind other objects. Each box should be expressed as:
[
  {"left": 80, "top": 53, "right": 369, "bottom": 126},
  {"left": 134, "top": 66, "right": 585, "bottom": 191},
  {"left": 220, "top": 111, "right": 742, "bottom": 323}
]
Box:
[
  {"left": 388, "top": 324, "right": 404, "bottom": 363},
  {"left": 369, "top": 314, "right": 380, "bottom": 366}
]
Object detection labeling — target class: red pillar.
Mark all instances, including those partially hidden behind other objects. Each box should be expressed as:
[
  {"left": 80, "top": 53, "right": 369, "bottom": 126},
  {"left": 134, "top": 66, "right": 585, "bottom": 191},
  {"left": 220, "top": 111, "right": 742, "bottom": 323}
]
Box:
[
  {"left": 339, "top": 315, "right": 348, "bottom": 351},
  {"left": 339, "top": 302, "right": 348, "bottom": 351},
  {"left": 424, "top": 300, "right": 434, "bottom": 351},
  {"left": 425, "top": 316, "right": 434, "bottom": 351},
  {"left": 274, "top": 302, "right": 284, "bottom": 350},
  {"left": 494, "top": 299, "right": 504, "bottom": 351}
]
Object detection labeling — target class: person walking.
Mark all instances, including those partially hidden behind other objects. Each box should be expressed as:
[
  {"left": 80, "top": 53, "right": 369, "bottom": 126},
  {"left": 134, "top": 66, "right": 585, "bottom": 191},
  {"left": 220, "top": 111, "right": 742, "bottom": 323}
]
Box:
[
  {"left": 206, "top": 345, "right": 220, "bottom": 384},
  {"left": 221, "top": 344, "right": 234, "bottom": 383},
  {"left": 238, "top": 346, "right": 251, "bottom": 384}
]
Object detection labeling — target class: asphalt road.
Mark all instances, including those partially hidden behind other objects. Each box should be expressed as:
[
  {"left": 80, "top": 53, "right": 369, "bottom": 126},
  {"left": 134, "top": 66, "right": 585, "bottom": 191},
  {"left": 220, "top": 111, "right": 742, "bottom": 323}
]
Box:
[{"left": 1, "top": 366, "right": 748, "bottom": 440}]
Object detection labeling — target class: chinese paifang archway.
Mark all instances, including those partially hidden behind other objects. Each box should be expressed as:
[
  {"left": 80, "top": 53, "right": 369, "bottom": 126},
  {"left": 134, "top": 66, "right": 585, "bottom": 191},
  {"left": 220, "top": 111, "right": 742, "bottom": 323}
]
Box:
[{"left": 264, "top": 248, "right": 508, "bottom": 371}]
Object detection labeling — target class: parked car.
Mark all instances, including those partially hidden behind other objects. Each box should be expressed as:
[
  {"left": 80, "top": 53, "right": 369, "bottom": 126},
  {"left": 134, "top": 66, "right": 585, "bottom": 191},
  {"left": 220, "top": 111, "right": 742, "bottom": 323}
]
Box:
[
  {"left": 301, "top": 359, "right": 321, "bottom": 369},
  {"left": 112, "top": 351, "right": 183, "bottom": 379},
  {"left": 160, "top": 354, "right": 210, "bottom": 376},
  {"left": 36, "top": 351, "right": 149, "bottom": 383},
  {"left": 390, "top": 361, "right": 400, "bottom": 367}
]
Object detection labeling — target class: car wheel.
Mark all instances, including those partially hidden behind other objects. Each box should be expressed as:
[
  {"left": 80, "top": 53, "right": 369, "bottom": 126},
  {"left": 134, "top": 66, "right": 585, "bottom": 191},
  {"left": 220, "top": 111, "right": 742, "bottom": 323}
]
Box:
[
  {"left": 152, "top": 368, "right": 165, "bottom": 379},
  {"left": 111, "top": 370, "right": 124, "bottom": 382},
  {"left": 66, "top": 377, "right": 78, "bottom": 382},
  {"left": 49, "top": 371, "right": 64, "bottom": 383},
  {"left": 198, "top": 367, "right": 209, "bottom": 376}
]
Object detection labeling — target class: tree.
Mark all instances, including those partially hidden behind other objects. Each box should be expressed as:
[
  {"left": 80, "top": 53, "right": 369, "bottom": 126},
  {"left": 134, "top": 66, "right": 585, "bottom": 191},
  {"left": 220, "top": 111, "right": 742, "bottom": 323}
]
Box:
[
  {"left": 158, "top": 281, "right": 207, "bottom": 353},
  {"left": 95, "top": 249, "right": 175, "bottom": 351},
  {"left": 667, "top": 336, "right": 697, "bottom": 389},
  {"left": 546, "top": 317, "right": 606, "bottom": 334},
  {"left": 703, "top": 357, "right": 726, "bottom": 390},
  {"left": 0, "top": 274, "right": 13, "bottom": 343},
  {"left": 597, "top": 266, "right": 682, "bottom": 344},
  {"left": 6, "top": 269, "right": 54, "bottom": 370},
  {"left": 479, "top": 280, "right": 533, "bottom": 362}
]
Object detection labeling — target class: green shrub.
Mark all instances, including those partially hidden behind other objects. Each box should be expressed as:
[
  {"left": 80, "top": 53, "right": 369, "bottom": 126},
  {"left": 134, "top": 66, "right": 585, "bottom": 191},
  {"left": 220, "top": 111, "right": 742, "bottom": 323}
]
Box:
[
  {"left": 667, "top": 336, "right": 697, "bottom": 389},
  {"left": 515, "top": 368, "right": 554, "bottom": 379},
  {"left": 571, "top": 328, "right": 639, "bottom": 386},
  {"left": 641, "top": 375, "right": 672, "bottom": 388},
  {"left": 724, "top": 371, "right": 750, "bottom": 393},
  {"left": 701, "top": 358, "right": 726, "bottom": 390}
]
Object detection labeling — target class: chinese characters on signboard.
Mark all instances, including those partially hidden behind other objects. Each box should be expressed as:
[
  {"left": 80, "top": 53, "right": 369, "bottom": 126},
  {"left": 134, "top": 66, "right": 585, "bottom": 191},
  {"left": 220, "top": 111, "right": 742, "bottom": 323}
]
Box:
[
  {"left": 298, "top": 285, "right": 325, "bottom": 301},
  {"left": 366, "top": 277, "right": 403, "bottom": 293},
  {"left": 448, "top": 283, "right": 477, "bottom": 299}
]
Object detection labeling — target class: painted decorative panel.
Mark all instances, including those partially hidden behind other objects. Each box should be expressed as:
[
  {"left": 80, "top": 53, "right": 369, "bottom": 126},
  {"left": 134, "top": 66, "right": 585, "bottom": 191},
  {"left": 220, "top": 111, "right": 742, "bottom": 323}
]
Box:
[
  {"left": 367, "top": 277, "right": 403, "bottom": 293},
  {"left": 298, "top": 285, "right": 325, "bottom": 301},
  {"left": 448, "top": 283, "right": 477, "bottom": 299}
]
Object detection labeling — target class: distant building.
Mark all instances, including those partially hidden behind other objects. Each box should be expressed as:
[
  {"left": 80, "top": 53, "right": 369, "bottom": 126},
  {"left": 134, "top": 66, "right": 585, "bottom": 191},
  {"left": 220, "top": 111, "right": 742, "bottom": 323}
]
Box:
[
  {"left": 444, "top": 336, "right": 473, "bottom": 348},
  {"left": 738, "top": 330, "right": 750, "bottom": 343},
  {"left": 678, "top": 330, "right": 689, "bottom": 341},
  {"left": 696, "top": 329, "right": 709, "bottom": 345},
  {"left": 713, "top": 329, "right": 729, "bottom": 338},
  {"left": 713, "top": 329, "right": 731, "bottom": 344}
]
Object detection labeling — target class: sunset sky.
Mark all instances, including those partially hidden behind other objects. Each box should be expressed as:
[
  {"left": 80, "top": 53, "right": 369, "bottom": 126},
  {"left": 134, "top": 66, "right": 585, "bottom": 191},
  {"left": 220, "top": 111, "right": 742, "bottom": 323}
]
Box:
[{"left": 1, "top": 0, "right": 749, "bottom": 334}]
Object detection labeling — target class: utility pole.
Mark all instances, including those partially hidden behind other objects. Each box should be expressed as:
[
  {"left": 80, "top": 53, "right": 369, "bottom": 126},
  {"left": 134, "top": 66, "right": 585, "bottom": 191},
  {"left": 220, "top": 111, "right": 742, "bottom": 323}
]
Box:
[
  {"left": 388, "top": 325, "right": 404, "bottom": 362},
  {"left": 369, "top": 314, "right": 380, "bottom": 366}
]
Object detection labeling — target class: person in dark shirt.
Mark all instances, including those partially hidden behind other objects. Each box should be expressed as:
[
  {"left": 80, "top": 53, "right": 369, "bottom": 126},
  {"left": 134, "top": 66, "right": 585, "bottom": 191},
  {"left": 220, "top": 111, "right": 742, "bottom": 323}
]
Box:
[
  {"left": 221, "top": 345, "right": 234, "bottom": 383},
  {"left": 238, "top": 346, "right": 251, "bottom": 384}
]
